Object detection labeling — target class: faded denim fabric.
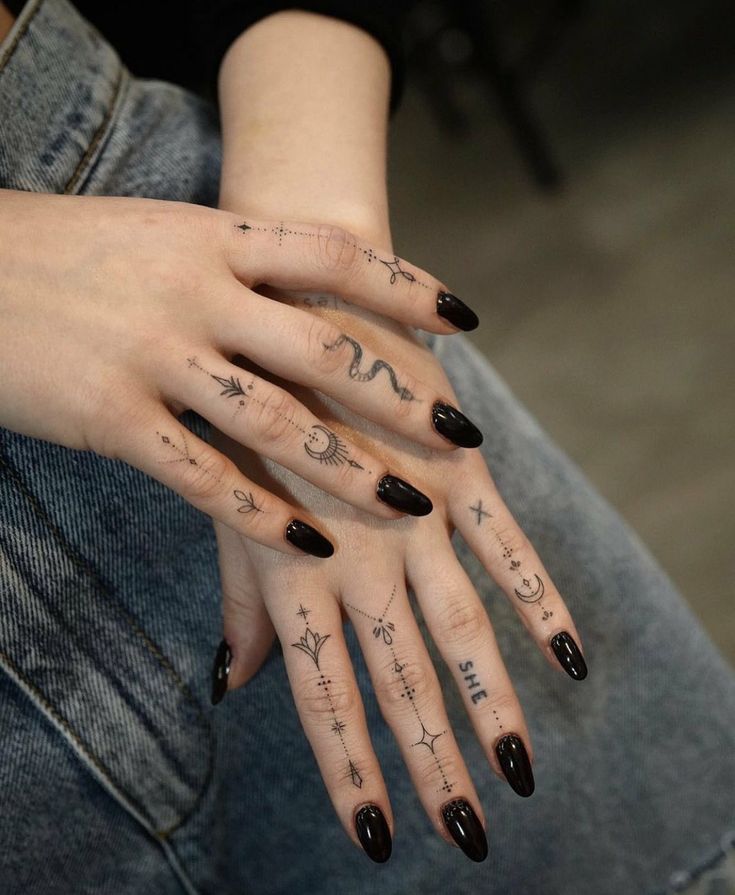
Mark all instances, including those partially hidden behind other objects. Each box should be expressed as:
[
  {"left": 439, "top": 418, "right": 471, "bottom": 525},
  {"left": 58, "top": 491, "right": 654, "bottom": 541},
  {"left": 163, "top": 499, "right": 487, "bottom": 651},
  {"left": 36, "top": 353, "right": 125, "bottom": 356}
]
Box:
[{"left": 1, "top": 1, "right": 734, "bottom": 893}]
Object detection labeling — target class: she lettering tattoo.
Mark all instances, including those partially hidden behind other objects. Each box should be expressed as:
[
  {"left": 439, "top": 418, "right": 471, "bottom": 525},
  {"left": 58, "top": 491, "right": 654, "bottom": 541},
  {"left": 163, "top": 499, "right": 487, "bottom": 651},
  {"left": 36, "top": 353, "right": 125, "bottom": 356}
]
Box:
[
  {"left": 290, "top": 611, "right": 363, "bottom": 788},
  {"left": 322, "top": 334, "right": 418, "bottom": 403},
  {"left": 346, "top": 587, "right": 454, "bottom": 794},
  {"left": 457, "top": 660, "right": 488, "bottom": 705},
  {"left": 469, "top": 499, "right": 554, "bottom": 620}
]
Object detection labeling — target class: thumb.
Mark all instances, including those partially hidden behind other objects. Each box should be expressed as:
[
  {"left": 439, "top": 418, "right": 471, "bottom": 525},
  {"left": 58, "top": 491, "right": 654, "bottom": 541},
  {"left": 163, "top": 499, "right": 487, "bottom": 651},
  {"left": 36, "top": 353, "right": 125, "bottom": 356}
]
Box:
[{"left": 211, "top": 519, "right": 276, "bottom": 704}]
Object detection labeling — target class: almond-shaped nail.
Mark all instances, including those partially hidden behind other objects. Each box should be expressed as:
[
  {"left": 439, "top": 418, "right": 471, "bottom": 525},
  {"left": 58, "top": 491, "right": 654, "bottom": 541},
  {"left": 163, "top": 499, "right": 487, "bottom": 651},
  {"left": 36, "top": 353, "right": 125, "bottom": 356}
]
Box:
[
  {"left": 376, "top": 474, "right": 433, "bottom": 516},
  {"left": 437, "top": 291, "right": 479, "bottom": 331},
  {"left": 285, "top": 519, "right": 334, "bottom": 558},
  {"left": 432, "top": 401, "right": 483, "bottom": 448},
  {"left": 355, "top": 805, "right": 392, "bottom": 863},
  {"left": 441, "top": 798, "right": 488, "bottom": 862},
  {"left": 211, "top": 638, "right": 232, "bottom": 705},
  {"left": 496, "top": 734, "right": 535, "bottom": 797},
  {"left": 550, "top": 631, "right": 588, "bottom": 680}
]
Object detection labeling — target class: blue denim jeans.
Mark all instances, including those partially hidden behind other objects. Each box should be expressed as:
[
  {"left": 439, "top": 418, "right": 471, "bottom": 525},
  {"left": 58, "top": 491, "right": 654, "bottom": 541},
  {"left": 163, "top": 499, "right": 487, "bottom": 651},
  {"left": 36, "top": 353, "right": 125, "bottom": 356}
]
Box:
[{"left": 1, "top": 1, "right": 734, "bottom": 893}]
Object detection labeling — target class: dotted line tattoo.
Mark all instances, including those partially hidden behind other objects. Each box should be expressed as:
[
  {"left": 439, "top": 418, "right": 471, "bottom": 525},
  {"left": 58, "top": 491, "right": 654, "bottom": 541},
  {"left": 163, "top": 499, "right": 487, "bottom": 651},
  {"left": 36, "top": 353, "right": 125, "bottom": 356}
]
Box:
[
  {"left": 186, "top": 356, "right": 366, "bottom": 472},
  {"left": 290, "top": 611, "right": 362, "bottom": 789},
  {"left": 235, "top": 221, "right": 432, "bottom": 292},
  {"left": 469, "top": 499, "right": 553, "bottom": 621},
  {"left": 322, "top": 334, "right": 418, "bottom": 403},
  {"left": 346, "top": 586, "right": 454, "bottom": 795}
]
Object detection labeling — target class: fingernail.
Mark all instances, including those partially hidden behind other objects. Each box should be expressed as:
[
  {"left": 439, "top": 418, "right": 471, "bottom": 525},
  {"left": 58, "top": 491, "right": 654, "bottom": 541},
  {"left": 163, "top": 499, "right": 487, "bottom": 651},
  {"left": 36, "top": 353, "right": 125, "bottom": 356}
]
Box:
[
  {"left": 432, "top": 401, "right": 483, "bottom": 448},
  {"left": 285, "top": 519, "right": 335, "bottom": 558},
  {"left": 211, "top": 638, "right": 232, "bottom": 705},
  {"left": 550, "top": 631, "right": 588, "bottom": 680},
  {"left": 376, "top": 474, "right": 433, "bottom": 516},
  {"left": 496, "top": 734, "right": 535, "bottom": 797},
  {"left": 355, "top": 805, "right": 392, "bottom": 863},
  {"left": 437, "top": 291, "right": 479, "bottom": 331},
  {"left": 441, "top": 798, "right": 488, "bottom": 862}
]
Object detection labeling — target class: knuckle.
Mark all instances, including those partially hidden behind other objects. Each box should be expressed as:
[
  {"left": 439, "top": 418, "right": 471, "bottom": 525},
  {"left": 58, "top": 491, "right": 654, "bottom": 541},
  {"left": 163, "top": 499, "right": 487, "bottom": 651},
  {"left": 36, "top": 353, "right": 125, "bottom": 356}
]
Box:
[
  {"left": 415, "top": 748, "right": 459, "bottom": 792},
  {"left": 175, "top": 445, "right": 231, "bottom": 503},
  {"left": 375, "top": 656, "right": 434, "bottom": 709},
  {"left": 316, "top": 224, "right": 359, "bottom": 277},
  {"left": 483, "top": 688, "right": 518, "bottom": 716},
  {"left": 296, "top": 674, "right": 356, "bottom": 720},
  {"left": 247, "top": 389, "right": 302, "bottom": 448},
  {"left": 435, "top": 599, "right": 487, "bottom": 647},
  {"left": 306, "top": 318, "right": 348, "bottom": 377}
]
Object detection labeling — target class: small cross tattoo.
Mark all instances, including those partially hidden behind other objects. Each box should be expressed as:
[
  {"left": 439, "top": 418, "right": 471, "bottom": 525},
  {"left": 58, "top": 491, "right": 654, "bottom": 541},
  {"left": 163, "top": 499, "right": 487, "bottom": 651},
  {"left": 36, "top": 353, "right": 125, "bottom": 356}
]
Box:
[
  {"left": 296, "top": 604, "right": 311, "bottom": 621},
  {"left": 470, "top": 500, "right": 492, "bottom": 525}
]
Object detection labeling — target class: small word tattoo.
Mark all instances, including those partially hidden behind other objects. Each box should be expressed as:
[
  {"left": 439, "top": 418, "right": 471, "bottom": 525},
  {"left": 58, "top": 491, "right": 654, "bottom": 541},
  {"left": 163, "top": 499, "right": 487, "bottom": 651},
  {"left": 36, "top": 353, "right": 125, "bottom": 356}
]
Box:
[
  {"left": 290, "top": 610, "right": 362, "bottom": 789},
  {"left": 323, "top": 334, "right": 418, "bottom": 402},
  {"left": 234, "top": 221, "right": 432, "bottom": 292},
  {"left": 458, "top": 660, "right": 488, "bottom": 705},
  {"left": 156, "top": 429, "right": 259, "bottom": 516},
  {"left": 345, "top": 587, "right": 454, "bottom": 794},
  {"left": 469, "top": 497, "right": 554, "bottom": 620},
  {"left": 304, "top": 425, "right": 364, "bottom": 470}
]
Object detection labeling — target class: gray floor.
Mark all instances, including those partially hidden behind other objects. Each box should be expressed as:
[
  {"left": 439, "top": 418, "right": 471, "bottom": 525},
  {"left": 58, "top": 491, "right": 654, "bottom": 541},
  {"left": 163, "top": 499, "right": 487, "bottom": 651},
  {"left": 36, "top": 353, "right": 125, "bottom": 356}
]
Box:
[{"left": 387, "top": 10, "right": 735, "bottom": 665}]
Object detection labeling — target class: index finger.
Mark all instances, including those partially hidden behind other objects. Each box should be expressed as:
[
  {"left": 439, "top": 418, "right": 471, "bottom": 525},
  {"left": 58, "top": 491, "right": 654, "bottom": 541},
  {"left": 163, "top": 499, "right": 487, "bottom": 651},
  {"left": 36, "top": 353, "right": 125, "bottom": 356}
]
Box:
[{"left": 224, "top": 216, "right": 479, "bottom": 335}]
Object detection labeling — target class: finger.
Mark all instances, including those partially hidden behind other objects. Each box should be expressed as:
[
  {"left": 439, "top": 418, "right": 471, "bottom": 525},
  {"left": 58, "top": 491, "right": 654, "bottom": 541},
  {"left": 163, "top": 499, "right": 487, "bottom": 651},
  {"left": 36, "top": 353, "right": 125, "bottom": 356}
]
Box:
[
  {"left": 450, "top": 474, "right": 588, "bottom": 681},
  {"left": 405, "top": 542, "right": 535, "bottom": 798},
  {"left": 168, "top": 348, "right": 433, "bottom": 518},
  {"left": 212, "top": 519, "right": 275, "bottom": 701},
  {"left": 224, "top": 216, "right": 480, "bottom": 334},
  {"left": 211, "top": 289, "right": 483, "bottom": 451},
  {"left": 108, "top": 394, "right": 335, "bottom": 558},
  {"left": 342, "top": 577, "right": 488, "bottom": 862},
  {"left": 266, "top": 582, "right": 394, "bottom": 863}
]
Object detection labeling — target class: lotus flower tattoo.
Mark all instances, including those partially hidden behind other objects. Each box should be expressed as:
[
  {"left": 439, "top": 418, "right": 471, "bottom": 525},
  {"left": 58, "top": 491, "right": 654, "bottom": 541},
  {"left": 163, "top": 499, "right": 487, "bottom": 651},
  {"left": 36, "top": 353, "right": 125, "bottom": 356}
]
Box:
[{"left": 291, "top": 627, "right": 331, "bottom": 669}]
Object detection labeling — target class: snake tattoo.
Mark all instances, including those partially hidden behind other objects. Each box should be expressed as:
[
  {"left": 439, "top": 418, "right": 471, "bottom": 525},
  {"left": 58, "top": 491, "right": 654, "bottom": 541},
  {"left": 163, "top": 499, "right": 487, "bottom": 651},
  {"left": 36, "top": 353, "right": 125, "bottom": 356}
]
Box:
[{"left": 322, "top": 334, "right": 418, "bottom": 402}]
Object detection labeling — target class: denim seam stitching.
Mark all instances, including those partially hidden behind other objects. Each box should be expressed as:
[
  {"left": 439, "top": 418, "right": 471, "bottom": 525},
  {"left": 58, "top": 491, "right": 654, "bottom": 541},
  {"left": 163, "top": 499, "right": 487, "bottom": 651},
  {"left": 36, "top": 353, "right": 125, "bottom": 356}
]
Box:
[
  {"left": 0, "top": 0, "right": 44, "bottom": 79},
  {"left": 0, "top": 447, "right": 216, "bottom": 835},
  {"left": 63, "top": 62, "right": 125, "bottom": 194}
]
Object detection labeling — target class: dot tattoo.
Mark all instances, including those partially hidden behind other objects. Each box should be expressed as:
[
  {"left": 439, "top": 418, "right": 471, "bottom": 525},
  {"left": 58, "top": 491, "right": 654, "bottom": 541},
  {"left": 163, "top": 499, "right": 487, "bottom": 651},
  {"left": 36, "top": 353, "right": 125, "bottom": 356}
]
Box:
[
  {"left": 322, "top": 334, "right": 418, "bottom": 402},
  {"left": 290, "top": 609, "right": 362, "bottom": 789},
  {"left": 346, "top": 587, "right": 454, "bottom": 794}
]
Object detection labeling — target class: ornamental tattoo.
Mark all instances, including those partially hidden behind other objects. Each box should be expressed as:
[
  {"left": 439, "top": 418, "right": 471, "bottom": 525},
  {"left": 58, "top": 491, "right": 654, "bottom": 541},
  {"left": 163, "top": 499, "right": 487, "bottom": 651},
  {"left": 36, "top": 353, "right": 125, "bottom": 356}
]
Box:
[
  {"left": 322, "top": 334, "right": 418, "bottom": 402},
  {"left": 234, "top": 220, "right": 433, "bottom": 292},
  {"left": 469, "top": 499, "right": 553, "bottom": 620},
  {"left": 290, "top": 609, "right": 362, "bottom": 789},
  {"left": 345, "top": 586, "right": 454, "bottom": 795}
]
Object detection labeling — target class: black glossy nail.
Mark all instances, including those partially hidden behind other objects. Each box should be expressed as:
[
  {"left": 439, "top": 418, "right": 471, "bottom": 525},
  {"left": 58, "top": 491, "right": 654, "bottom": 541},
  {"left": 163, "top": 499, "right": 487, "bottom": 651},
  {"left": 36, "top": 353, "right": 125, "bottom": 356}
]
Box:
[
  {"left": 355, "top": 805, "right": 392, "bottom": 863},
  {"left": 441, "top": 799, "right": 488, "bottom": 862},
  {"left": 285, "top": 519, "right": 334, "bottom": 558},
  {"left": 437, "top": 291, "right": 479, "bottom": 331},
  {"left": 432, "top": 401, "right": 483, "bottom": 448},
  {"left": 496, "top": 734, "right": 535, "bottom": 797},
  {"left": 211, "top": 638, "right": 232, "bottom": 705},
  {"left": 550, "top": 631, "right": 588, "bottom": 680},
  {"left": 376, "top": 475, "right": 433, "bottom": 516}
]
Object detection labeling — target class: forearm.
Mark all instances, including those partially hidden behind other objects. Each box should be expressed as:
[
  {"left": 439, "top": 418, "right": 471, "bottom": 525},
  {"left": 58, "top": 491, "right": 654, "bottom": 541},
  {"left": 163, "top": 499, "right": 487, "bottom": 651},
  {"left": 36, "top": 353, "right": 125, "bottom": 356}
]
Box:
[{"left": 217, "top": 9, "right": 393, "bottom": 246}]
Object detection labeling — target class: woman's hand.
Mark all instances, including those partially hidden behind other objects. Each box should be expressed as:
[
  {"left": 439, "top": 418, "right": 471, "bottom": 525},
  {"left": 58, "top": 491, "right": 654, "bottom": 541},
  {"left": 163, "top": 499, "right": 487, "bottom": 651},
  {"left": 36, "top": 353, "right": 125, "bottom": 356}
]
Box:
[
  {"left": 212, "top": 290, "right": 588, "bottom": 863},
  {"left": 0, "top": 189, "right": 485, "bottom": 556}
]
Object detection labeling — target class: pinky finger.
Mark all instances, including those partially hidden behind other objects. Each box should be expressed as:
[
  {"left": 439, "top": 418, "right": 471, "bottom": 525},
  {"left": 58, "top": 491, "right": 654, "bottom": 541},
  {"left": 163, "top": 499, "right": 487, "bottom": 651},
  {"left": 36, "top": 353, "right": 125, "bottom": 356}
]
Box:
[{"left": 112, "top": 400, "right": 336, "bottom": 559}]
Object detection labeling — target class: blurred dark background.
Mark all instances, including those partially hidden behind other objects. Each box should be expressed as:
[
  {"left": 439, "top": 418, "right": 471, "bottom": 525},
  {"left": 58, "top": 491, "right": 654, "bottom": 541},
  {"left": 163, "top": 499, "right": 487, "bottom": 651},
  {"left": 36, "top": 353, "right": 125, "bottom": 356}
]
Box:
[{"left": 388, "top": 0, "right": 735, "bottom": 662}]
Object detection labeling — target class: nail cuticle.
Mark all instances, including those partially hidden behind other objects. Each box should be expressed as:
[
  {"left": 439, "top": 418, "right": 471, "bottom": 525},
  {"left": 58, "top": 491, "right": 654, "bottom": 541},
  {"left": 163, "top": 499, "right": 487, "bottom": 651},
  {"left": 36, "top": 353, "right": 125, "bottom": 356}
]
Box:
[
  {"left": 376, "top": 474, "right": 433, "bottom": 517},
  {"left": 355, "top": 804, "right": 392, "bottom": 863}
]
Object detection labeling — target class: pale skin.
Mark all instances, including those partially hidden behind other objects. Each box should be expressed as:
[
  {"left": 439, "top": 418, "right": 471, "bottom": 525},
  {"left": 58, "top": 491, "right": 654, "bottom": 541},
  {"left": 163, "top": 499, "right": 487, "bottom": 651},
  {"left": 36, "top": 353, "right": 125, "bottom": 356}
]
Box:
[{"left": 214, "top": 10, "right": 586, "bottom": 857}]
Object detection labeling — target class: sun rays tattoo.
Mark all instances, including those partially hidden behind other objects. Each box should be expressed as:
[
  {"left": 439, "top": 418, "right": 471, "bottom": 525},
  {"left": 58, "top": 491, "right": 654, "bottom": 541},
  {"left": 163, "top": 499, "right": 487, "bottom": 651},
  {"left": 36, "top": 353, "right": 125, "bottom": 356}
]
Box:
[
  {"left": 469, "top": 499, "right": 553, "bottom": 620},
  {"left": 290, "top": 609, "right": 363, "bottom": 789},
  {"left": 234, "top": 221, "right": 434, "bottom": 294},
  {"left": 322, "top": 334, "right": 418, "bottom": 403},
  {"left": 345, "top": 586, "right": 455, "bottom": 795},
  {"left": 186, "top": 356, "right": 366, "bottom": 472}
]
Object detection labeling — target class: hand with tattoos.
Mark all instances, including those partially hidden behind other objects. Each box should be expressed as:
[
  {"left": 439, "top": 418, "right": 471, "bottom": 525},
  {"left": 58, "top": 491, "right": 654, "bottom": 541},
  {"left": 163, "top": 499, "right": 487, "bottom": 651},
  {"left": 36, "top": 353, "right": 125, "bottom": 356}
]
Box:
[
  {"left": 210, "top": 286, "right": 588, "bottom": 864},
  {"left": 0, "top": 188, "right": 483, "bottom": 557}
]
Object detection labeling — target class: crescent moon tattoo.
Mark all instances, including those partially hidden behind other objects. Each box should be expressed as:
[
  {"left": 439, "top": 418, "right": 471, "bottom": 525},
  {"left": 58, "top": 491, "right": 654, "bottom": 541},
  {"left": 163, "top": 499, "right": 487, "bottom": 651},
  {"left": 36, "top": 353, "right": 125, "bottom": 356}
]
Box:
[
  {"left": 514, "top": 574, "right": 545, "bottom": 604},
  {"left": 304, "top": 425, "right": 364, "bottom": 469}
]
